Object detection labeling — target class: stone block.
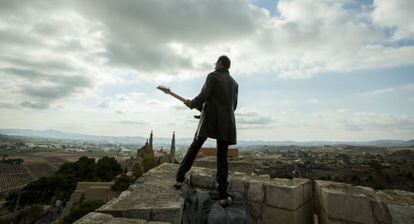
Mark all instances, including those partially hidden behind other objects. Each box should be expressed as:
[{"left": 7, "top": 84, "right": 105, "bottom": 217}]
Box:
[
  {"left": 372, "top": 201, "right": 392, "bottom": 224},
  {"left": 150, "top": 207, "right": 182, "bottom": 224},
  {"left": 388, "top": 204, "right": 414, "bottom": 224},
  {"left": 318, "top": 209, "right": 349, "bottom": 224},
  {"left": 248, "top": 180, "right": 264, "bottom": 203},
  {"left": 74, "top": 212, "right": 171, "bottom": 224},
  {"left": 190, "top": 173, "right": 215, "bottom": 189},
  {"left": 263, "top": 200, "right": 313, "bottom": 224},
  {"left": 264, "top": 179, "right": 312, "bottom": 210},
  {"left": 229, "top": 178, "right": 245, "bottom": 195},
  {"left": 248, "top": 202, "right": 263, "bottom": 219},
  {"left": 318, "top": 186, "right": 374, "bottom": 224}
]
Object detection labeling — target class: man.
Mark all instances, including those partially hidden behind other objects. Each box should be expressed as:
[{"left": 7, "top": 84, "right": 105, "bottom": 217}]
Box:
[{"left": 174, "top": 55, "right": 238, "bottom": 205}]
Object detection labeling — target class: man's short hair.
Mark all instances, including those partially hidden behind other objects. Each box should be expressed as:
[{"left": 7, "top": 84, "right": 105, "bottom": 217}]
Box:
[{"left": 217, "top": 55, "right": 231, "bottom": 69}]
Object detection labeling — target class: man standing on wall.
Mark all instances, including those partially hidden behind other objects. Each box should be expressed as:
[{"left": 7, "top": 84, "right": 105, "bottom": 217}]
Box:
[{"left": 174, "top": 55, "right": 238, "bottom": 205}]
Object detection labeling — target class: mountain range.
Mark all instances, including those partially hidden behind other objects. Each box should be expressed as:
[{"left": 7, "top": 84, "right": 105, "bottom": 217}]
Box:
[{"left": 1, "top": 128, "right": 413, "bottom": 148}]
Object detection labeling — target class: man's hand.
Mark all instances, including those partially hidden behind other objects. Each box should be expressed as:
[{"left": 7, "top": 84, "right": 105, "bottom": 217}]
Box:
[{"left": 184, "top": 99, "right": 191, "bottom": 108}]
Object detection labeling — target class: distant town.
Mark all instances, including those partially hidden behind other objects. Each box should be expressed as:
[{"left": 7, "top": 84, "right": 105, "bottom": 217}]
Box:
[{"left": 0, "top": 129, "right": 413, "bottom": 223}]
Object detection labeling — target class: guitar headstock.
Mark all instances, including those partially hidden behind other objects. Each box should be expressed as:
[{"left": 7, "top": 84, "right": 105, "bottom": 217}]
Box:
[{"left": 157, "top": 85, "right": 171, "bottom": 94}]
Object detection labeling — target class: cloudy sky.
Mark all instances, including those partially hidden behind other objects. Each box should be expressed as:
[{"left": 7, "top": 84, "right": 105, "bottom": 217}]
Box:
[{"left": 0, "top": 0, "right": 413, "bottom": 141}]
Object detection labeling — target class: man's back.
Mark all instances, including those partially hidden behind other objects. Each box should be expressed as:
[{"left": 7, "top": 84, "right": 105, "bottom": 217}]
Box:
[
  {"left": 210, "top": 69, "right": 238, "bottom": 111},
  {"left": 193, "top": 68, "right": 238, "bottom": 145}
]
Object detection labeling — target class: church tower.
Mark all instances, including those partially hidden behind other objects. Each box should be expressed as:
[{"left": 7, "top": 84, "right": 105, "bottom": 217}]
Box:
[
  {"left": 137, "top": 139, "right": 149, "bottom": 159},
  {"left": 170, "top": 131, "right": 176, "bottom": 163},
  {"left": 149, "top": 130, "right": 153, "bottom": 152}
]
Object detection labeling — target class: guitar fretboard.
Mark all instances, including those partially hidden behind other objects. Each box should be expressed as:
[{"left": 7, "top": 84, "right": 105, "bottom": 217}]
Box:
[{"left": 168, "top": 92, "right": 186, "bottom": 103}]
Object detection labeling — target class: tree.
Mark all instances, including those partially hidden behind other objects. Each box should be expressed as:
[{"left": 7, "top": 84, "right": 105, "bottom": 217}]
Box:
[
  {"left": 142, "top": 155, "right": 157, "bottom": 173},
  {"left": 15, "top": 204, "right": 44, "bottom": 224},
  {"left": 77, "top": 156, "right": 96, "bottom": 181},
  {"left": 6, "top": 156, "right": 101, "bottom": 211},
  {"left": 111, "top": 174, "right": 134, "bottom": 192},
  {"left": 132, "top": 163, "right": 143, "bottom": 179},
  {"left": 62, "top": 200, "right": 104, "bottom": 224},
  {"left": 95, "top": 156, "right": 122, "bottom": 181},
  {"left": 56, "top": 156, "right": 96, "bottom": 181}
]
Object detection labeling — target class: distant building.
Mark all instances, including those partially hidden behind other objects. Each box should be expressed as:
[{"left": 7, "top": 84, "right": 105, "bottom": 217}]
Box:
[
  {"left": 169, "top": 132, "right": 176, "bottom": 163},
  {"left": 121, "top": 131, "right": 177, "bottom": 172},
  {"left": 137, "top": 131, "right": 155, "bottom": 160},
  {"left": 197, "top": 148, "right": 239, "bottom": 158}
]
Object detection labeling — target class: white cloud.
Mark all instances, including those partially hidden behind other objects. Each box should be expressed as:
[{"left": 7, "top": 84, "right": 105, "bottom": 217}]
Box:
[
  {"left": 358, "top": 83, "right": 414, "bottom": 96},
  {"left": 0, "top": 0, "right": 413, "bottom": 141},
  {"left": 0, "top": 0, "right": 412, "bottom": 89},
  {"left": 372, "top": 0, "right": 414, "bottom": 40},
  {"left": 236, "top": 107, "right": 273, "bottom": 129},
  {"left": 240, "top": 109, "right": 414, "bottom": 141}
]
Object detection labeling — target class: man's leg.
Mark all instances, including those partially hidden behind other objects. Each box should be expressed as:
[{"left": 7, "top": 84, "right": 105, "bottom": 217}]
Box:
[
  {"left": 216, "top": 139, "right": 229, "bottom": 198},
  {"left": 176, "top": 136, "right": 207, "bottom": 183}
]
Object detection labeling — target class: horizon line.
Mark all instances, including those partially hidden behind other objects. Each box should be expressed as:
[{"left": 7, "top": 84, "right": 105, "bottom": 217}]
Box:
[{"left": 0, "top": 128, "right": 413, "bottom": 142}]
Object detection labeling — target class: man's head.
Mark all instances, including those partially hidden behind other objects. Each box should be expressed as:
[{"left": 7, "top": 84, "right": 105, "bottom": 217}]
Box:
[{"left": 215, "top": 55, "right": 231, "bottom": 70}]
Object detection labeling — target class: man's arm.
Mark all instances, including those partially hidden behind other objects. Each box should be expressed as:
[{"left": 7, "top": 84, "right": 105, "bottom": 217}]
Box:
[{"left": 185, "top": 73, "right": 215, "bottom": 110}]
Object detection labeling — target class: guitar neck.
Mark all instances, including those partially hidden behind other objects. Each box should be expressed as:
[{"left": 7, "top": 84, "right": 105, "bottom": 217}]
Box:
[{"left": 168, "top": 91, "right": 187, "bottom": 103}]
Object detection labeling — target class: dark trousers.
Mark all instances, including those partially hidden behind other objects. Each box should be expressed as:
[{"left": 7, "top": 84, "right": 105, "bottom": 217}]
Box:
[{"left": 176, "top": 136, "right": 229, "bottom": 195}]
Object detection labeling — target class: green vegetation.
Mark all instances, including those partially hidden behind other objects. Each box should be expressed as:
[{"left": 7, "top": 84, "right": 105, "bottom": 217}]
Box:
[
  {"left": 5, "top": 156, "right": 122, "bottom": 211},
  {"left": 0, "top": 158, "right": 24, "bottom": 164},
  {"left": 62, "top": 199, "right": 104, "bottom": 224},
  {"left": 142, "top": 155, "right": 157, "bottom": 172},
  {"left": 132, "top": 163, "right": 143, "bottom": 178},
  {"left": 95, "top": 156, "right": 123, "bottom": 181},
  {"left": 0, "top": 204, "right": 44, "bottom": 224},
  {"left": 14, "top": 204, "right": 44, "bottom": 224},
  {"left": 111, "top": 174, "right": 134, "bottom": 192}
]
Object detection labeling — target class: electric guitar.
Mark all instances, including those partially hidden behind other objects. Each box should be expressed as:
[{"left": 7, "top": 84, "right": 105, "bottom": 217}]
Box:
[{"left": 157, "top": 85, "right": 202, "bottom": 119}]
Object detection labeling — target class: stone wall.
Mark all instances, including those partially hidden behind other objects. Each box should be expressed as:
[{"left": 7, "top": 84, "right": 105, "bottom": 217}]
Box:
[
  {"left": 74, "top": 163, "right": 414, "bottom": 224},
  {"left": 193, "top": 157, "right": 258, "bottom": 174},
  {"left": 189, "top": 166, "right": 314, "bottom": 224},
  {"left": 316, "top": 180, "right": 414, "bottom": 224},
  {"left": 93, "top": 164, "right": 183, "bottom": 224}
]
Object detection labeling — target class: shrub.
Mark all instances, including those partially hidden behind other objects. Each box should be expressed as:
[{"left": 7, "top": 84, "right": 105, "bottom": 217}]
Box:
[
  {"left": 14, "top": 204, "right": 44, "bottom": 224},
  {"left": 132, "top": 163, "right": 143, "bottom": 179},
  {"left": 111, "top": 174, "right": 134, "bottom": 192},
  {"left": 95, "top": 156, "right": 122, "bottom": 181},
  {"left": 62, "top": 200, "right": 104, "bottom": 224},
  {"left": 142, "top": 155, "right": 157, "bottom": 173}
]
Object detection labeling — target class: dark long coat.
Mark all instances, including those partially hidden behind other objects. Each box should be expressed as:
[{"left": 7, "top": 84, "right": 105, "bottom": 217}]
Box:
[{"left": 190, "top": 68, "right": 238, "bottom": 145}]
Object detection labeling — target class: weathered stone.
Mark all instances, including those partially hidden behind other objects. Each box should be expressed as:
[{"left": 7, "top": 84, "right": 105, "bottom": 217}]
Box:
[
  {"left": 316, "top": 180, "right": 414, "bottom": 224},
  {"left": 318, "top": 209, "right": 349, "bottom": 224},
  {"left": 190, "top": 173, "right": 215, "bottom": 189},
  {"left": 264, "top": 179, "right": 312, "bottom": 210},
  {"left": 319, "top": 186, "right": 374, "bottom": 224},
  {"left": 248, "top": 180, "right": 264, "bottom": 203},
  {"left": 150, "top": 207, "right": 182, "bottom": 224},
  {"left": 262, "top": 200, "right": 313, "bottom": 224},
  {"left": 303, "top": 180, "right": 313, "bottom": 205},
  {"left": 189, "top": 166, "right": 216, "bottom": 189},
  {"left": 229, "top": 178, "right": 245, "bottom": 195},
  {"left": 248, "top": 202, "right": 263, "bottom": 219},
  {"left": 372, "top": 201, "right": 392, "bottom": 224},
  {"left": 388, "top": 204, "right": 414, "bottom": 224},
  {"left": 259, "top": 174, "right": 271, "bottom": 179},
  {"left": 96, "top": 164, "right": 184, "bottom": 224},
  {"left": 74, "top": 212, "right": 171, "bottom": 224},
  {"left": 188, "top": 165, "right": 313, "bottom": 223}
]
